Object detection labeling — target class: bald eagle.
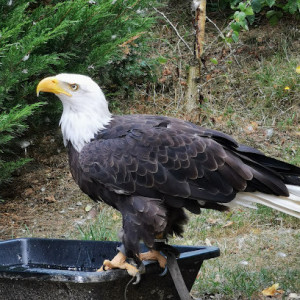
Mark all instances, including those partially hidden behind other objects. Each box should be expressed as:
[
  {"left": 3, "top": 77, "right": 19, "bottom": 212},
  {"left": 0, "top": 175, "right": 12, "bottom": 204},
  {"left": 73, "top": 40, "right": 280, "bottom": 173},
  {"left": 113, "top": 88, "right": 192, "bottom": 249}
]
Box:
[{"left": 37, "top": 74, "right": 300, "bottom": 277}]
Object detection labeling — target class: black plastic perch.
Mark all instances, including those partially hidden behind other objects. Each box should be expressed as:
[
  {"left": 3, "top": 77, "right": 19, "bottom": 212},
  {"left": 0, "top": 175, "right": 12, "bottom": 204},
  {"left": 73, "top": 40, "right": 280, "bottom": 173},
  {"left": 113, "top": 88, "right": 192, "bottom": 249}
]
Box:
[{"left": 0, "top": 238, "right": 219, "bottom": 300}]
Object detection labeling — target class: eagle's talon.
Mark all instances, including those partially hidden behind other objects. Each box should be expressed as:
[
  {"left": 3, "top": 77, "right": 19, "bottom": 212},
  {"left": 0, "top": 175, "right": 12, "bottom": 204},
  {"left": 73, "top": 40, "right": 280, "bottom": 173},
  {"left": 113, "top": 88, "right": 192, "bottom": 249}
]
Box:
[
  {"left": 97, "top": 264, "right": 108, "bottom": 272},
  {"left": 138, "top": 261, "right": 146, "bottom": 275},
  {"left": 158, "top": 265, "right": 168, "bottom": 277},
  {"left": 139, "top": 250, "right": 167, "bottom": 269},
  {"left": 97, "top": 252, "right": 139, "bottom": 277},
  {"left": 99, "top": 264, "right": 106, "bottom": 272},
  {"left": 132, "top": 272, "right": 141, "bottom": 285}
]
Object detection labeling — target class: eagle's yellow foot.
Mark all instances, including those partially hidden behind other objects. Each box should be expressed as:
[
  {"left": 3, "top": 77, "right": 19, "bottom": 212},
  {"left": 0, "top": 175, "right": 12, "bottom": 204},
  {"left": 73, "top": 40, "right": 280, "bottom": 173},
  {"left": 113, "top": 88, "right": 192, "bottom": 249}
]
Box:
[
  {"left": 97, "top": 251, "right": 139, "bottom": 277},
  {"left": 139, "top": 250, "right": 167, "bottom": 269}
]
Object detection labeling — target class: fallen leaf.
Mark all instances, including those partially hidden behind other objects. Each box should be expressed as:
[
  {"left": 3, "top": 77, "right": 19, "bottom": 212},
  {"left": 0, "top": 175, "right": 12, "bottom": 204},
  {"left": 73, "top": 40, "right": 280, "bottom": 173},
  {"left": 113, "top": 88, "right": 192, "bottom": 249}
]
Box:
[
  {"left": 251, "top": 121, "right": 258, "bottom": 130},
  {"left": 24, "top": 188, "right": 34, "bottom": 197},
  {"left": 207, "top": 218, "right": 218, "bottom": 225},
  {"left": 251, "top": 228, "right": 261, "bottom": 234},
  {"left": 85, "top": 204, "right": 93, "bottom": 212},
  {"left": 296, "top": 65, "right": 300, "bottom": 74},
  {"left": 222, "top": 221, "right": 234, "bottom": 228},
  {"left": 162, "top": 68, "right": 172, "bottom": 76},
  {"left": 206, "top": 74, "right": 212, "bottom": 81},
  {"left": 121, "top": 44, "right": 130, "bottom": 55},
  {"left": 244, "top": 121, "right": 258, "bottom": 134},
  {"left": 112, "top": 212, "right": 120, "bottom": 221},
  {"left": 158, "top": 77, "right": 167, "bottom": 83},
  {"left": 44, "top": 195, "right": 56, "bottom": 203},
  {"left": 262, "top": 283, "right": 284, "bottom": 297},
  {"left": 216, "top": 115, "right": 223, "bottom": 123}
]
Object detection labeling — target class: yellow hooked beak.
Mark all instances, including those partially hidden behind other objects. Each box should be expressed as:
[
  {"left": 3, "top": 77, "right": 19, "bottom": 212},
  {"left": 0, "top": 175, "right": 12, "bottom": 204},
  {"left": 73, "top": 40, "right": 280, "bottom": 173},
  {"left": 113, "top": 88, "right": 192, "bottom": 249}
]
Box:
[{"left": 36, "top": 77, "right": 72, "bottom": 97}]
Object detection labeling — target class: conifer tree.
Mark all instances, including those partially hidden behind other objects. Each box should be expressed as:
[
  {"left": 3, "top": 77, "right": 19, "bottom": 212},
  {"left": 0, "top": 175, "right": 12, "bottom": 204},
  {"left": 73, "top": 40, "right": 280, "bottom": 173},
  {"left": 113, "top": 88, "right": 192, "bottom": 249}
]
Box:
[{"left": 0, "top": 0, "right": 156, "bottom": 188}]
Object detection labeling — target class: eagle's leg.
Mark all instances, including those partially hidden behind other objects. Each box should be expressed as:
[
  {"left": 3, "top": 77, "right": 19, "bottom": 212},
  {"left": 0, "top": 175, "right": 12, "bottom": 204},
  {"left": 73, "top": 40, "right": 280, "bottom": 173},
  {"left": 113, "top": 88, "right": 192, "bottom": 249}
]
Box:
[
  {"left": 139, "top": 234, "right": 168, "bottom": 269},
  {"left": 139, "top": 250, "right": 167, "bottom": 269},
  {"left": 97, "top": 251, "right": 140, "bottom": 277}
]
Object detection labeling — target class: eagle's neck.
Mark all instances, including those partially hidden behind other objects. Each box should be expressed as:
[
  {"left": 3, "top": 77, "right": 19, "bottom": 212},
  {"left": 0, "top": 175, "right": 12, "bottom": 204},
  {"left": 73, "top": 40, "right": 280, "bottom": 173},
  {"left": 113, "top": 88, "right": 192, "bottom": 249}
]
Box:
[{"left": 59, "top": 96, "right": 112, "bottom": 152}]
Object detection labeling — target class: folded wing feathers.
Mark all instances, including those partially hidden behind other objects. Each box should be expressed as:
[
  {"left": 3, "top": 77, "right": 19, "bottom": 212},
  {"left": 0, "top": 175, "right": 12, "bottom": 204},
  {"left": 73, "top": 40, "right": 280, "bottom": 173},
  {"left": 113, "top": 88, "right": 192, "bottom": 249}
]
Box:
[{"left": 79, "top": 115, "right": 300, "bottom": 218}]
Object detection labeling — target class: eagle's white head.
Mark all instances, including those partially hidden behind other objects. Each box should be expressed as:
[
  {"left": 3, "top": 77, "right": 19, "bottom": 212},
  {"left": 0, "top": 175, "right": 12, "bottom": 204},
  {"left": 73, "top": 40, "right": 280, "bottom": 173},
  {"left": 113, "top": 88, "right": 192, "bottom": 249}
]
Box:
[{"left": 37, "top": 74, "right": 112, "bottom": 152}]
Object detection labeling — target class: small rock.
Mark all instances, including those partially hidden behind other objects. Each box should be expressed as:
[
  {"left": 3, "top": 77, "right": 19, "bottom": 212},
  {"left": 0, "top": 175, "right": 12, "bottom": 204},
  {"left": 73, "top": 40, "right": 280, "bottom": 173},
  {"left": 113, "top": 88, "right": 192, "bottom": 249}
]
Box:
[
  {"left": 288, "top": 293, "right": 300, "bottom": 299},
  {"left": 239, "top": 260, "right": 249, "bottom": 265},
  {"left": 76, "top": 201, "right": 83, "bottom": 206},
  {"left": 246, "top": 125, "right": 253, "bottom": 132},
  {"left": 205, "top": 238, "right": 212, "bottom": 246},
  {"left": 277, "top": 252, "right": 287, "bottom": 258},
  {"left": 265, "top": 128, "right": 274, "bottom": 138}
]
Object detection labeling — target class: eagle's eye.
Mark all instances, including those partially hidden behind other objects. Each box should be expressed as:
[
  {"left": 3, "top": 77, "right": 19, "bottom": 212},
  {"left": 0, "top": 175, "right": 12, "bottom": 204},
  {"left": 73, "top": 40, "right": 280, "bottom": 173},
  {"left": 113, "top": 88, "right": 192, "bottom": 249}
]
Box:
[{"left": 70, "top": 84, "right": 79, "bottom": 91}]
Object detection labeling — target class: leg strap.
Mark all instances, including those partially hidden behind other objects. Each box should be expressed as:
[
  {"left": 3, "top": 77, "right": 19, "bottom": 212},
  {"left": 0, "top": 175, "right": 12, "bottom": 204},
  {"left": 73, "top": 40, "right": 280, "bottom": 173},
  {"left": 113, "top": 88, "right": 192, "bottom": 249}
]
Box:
[{"left": 166, "top": 252, "right": 193, "bottom": 300}]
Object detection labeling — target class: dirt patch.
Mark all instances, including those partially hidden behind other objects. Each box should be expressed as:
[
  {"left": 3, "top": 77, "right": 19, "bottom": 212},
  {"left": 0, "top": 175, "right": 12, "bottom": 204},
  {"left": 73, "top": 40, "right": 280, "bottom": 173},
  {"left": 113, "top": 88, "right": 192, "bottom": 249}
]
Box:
[{"left": 0, "top": 130, "right": 94, "bottom": 240}]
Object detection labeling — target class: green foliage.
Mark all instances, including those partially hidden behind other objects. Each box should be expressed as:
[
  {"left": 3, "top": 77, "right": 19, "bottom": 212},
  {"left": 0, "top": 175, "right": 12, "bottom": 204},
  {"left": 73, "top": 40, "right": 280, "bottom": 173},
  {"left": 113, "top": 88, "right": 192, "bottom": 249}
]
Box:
[
  {"left": 0, "top": 0, "right": 157, "bottom": 108},
  {"left": 212, "top": 0, "right": 300, "bottom": 42},
  {"left": 0, "top": 103, "right": 43, "bottom": 185},
  {"left": 0, "top": 0, "right": 157, "bottom": 187}
]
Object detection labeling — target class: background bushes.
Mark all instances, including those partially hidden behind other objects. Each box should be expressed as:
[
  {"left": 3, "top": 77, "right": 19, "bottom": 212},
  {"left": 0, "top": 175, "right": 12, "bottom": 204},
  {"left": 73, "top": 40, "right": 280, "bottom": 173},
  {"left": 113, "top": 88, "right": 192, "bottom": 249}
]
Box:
[{"left": 0, "top": 0, "right": 157, "bottom": 185}]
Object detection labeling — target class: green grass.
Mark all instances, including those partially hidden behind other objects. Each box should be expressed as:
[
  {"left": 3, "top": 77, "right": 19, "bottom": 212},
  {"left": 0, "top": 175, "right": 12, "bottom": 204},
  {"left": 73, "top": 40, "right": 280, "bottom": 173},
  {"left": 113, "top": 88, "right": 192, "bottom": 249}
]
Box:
[
  {"left": 74, "top": 204, "right": 300, "bottom": 299},
  {"left": 76, "top": 206, "right": 120, "bottom": 241},
  {"left": 285, "top": 146, "right": 300, "bottom": 166},
  {"left": 195, "top": 264, "right": 300, "bottom": 299}
]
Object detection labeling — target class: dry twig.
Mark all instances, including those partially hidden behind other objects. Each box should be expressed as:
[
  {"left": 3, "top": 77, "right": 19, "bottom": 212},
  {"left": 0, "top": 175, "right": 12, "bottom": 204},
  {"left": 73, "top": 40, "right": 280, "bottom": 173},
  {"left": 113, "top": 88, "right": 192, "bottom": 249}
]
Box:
[{"left": 152, "top": 6, "right": 193, "bottom": 55}]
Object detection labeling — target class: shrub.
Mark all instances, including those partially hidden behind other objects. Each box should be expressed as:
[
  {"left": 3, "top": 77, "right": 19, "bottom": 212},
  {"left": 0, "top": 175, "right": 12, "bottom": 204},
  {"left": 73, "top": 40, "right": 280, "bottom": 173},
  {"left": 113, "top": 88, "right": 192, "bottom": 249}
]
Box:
[
  {"left": 207, "top": 0, "right": 299, "bottom": 42},
  {"left": 0, "top": 0, "right": 157, "bottom": 187},
  {"left": 0, "top": 103, "right": 43, "bottom": 186}
]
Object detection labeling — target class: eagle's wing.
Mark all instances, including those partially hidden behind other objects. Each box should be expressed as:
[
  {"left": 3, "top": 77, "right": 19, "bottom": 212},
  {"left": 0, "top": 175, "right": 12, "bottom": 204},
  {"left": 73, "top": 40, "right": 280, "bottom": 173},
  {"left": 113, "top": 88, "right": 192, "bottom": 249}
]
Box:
[{"left": 78, "top": 116, "right": 289, "bottom": 209}]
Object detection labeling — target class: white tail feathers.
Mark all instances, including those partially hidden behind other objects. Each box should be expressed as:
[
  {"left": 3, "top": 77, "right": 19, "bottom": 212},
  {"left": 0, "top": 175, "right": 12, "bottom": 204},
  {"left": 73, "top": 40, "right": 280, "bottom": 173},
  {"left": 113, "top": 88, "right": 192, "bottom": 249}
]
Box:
[{"left": 223, "top": 185, "right": 300, "bottom": 219}]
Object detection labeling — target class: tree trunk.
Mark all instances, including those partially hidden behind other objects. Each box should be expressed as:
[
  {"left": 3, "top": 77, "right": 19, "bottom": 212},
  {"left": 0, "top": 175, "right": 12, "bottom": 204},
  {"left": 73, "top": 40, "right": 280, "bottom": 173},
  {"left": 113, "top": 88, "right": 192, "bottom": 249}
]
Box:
[
  {"left": 184, "top": 0, "right": 207, "bottom": 114},
  {"left": 185, "top": 66, "right": 199, "bottom": 113},
  {"left": 195, "top": 0, "right": 206, "bottom": 65}
]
